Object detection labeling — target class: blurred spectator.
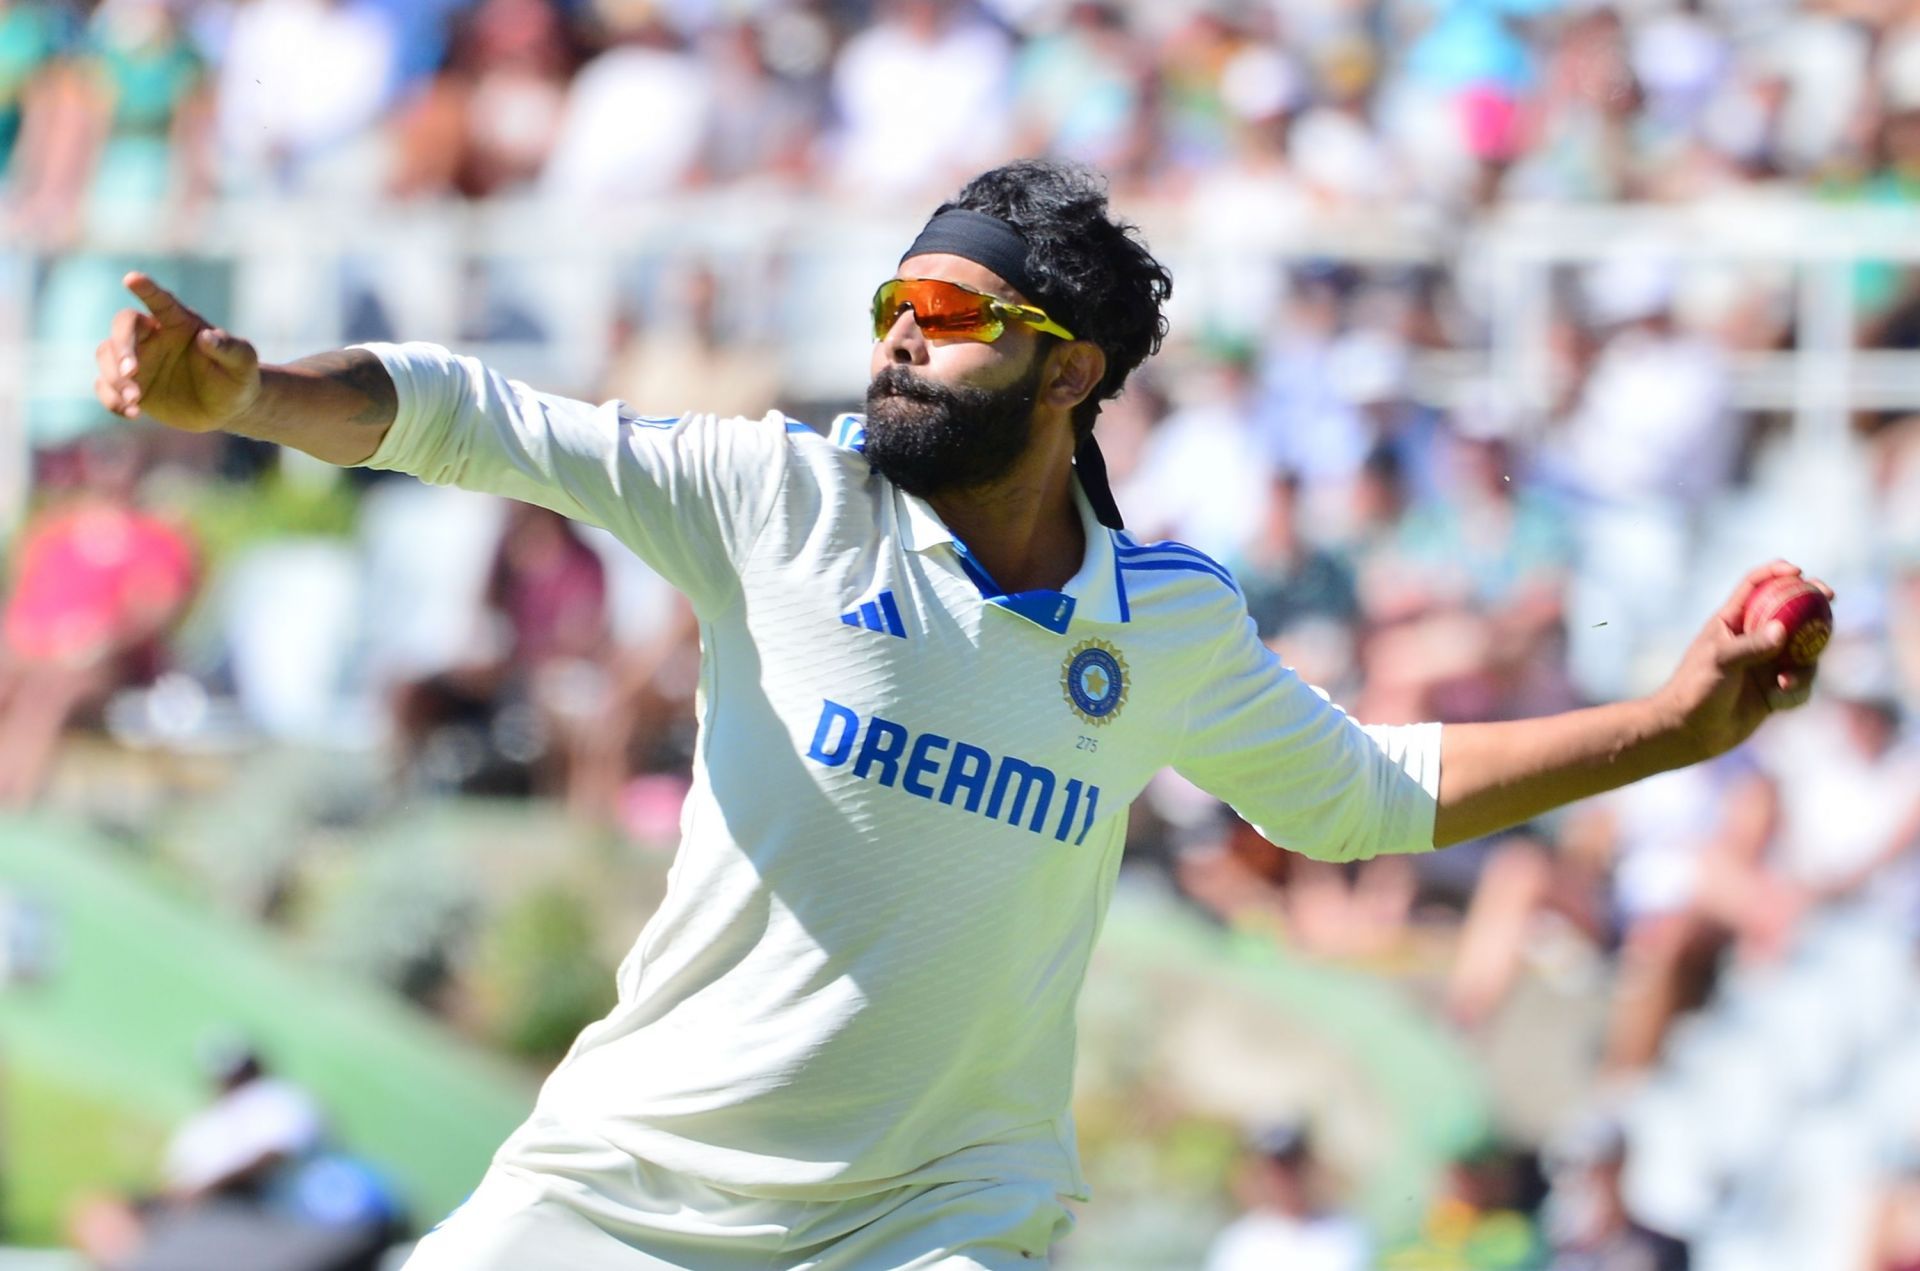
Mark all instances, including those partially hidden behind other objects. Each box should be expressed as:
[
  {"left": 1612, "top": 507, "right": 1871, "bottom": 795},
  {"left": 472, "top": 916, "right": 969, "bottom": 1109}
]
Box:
[
  {"left": 1895, "top": 554, "right": 1920, "bottom": 711},
  {"left": 565, "top": 592, "right": 699, "bottom": 825},
  {"left": 1117, "top": 340, "right": 1272, "bottom": 562},
  {"left": 10, "top": 0, "right": 211, "bottom": 243},
  {"left": 1233, "top": 468, "right": 1360, "bottom": 651},
  {"left": 1555, "top": 263, "right": 1736, "bottom": 511},
  {"left": 1863, "top": 1142, "right": 1920, "bottom": 1271},
  {"left": 1009, "top": 2, "right": 1149, "bottom": 177},
  {"left": 0, "top": 887, "right": 55, "bottom": 985},
  {"left": 696, "top": 16, "right": 823, "bottom": 187},
  {"left": 1380, "top": 1138, "right": 1546, "bottom": 1270},
  {"left": 71, "top": 0, "right": 212, "bottom": 234},
  {"left": 1206, "top": 1121, "right": 1370, "bottom": 1271},
  {"left": 391, "top": 500, "right": 609, "bottom": 797},
  {"left": 215, "top": 0, "right": 398, "bottom": 194},
  {"left": 69, "top": 1046, "right": 400, "bottom": 1271},
  {"left": 1170, "top": 797, "right": 1416, "bottom": 964},
  {"left": 22, "top": 1, "right": 214, "bottom": 441},
  {"left": 0, "top": 1, "right": 74, "bottom": 184},
  {"left": 1440, "top": 756, "right": 1761, "bottom": 1054},
  {"left": 603, "top": 260, "right": 782, "bottom": 422},
  {"left": 1747, "top": 635, "right": 1920, "bottom": 938},
  {"left": 540, "top": 0, "right": 710, "bottom": 200},
  {"left": 1762, "top": 1, "right": 1872, "bottom": 178},
  {"left": 1550, "top": 262, "right": 1735, "bottom": 698},
  {"left": 388, "top": 0, "right": 580, "bottom": 201},
  {"left": 1504, "top": 7, "right": 1643, "bottom": 203},
  {"left": 1289, "top": 31, "right": 1397, "bottom": 208},
  {"left": 1255, "top": 266, "right": 1374, "bottom": 500},
  {"left": 1155, "top": 6, "right": 1244, "bottom": 177},
  {"left": 1380, "top": 425, "right": 1576, "bottom": 724},
  {"left": 0, "top": 434, "right": 195, "bottom": 806},
  {"left": 1396, "top": 428, "right": 1571, "bottom": 627},
  {"left": 163, "top": 1046, "right": 325, "bottom": 1200},
  {"left": 1349, "top": 431, "right": 1576, "bottom": 734},
  {"left": 828, "top": 0, "right": 1012, "bottom": 201},
  {"left": 1540, "top": 1114, "right": 1689, "bottom": 1270}
]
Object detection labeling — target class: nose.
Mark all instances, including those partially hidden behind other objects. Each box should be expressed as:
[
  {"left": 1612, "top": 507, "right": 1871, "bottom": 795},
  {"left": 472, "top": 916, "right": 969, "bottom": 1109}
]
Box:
[{"left": 878, "top": 307, "right": 928, "bottom": 366}]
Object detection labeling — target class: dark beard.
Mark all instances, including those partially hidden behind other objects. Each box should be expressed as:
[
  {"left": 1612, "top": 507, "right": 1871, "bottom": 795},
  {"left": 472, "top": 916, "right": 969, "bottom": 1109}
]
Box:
[{"left": 862, "top": 358, "right": 1045, "bottom": 499}]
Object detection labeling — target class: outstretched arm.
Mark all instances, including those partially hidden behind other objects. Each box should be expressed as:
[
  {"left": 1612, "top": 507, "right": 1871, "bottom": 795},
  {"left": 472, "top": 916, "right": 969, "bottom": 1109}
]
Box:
[
  {"left": 1432, "top": 561, "right": 1831, "bottom": 847},
  {"left": 94, "top": 273, "right": 396, "bottom": 465}
]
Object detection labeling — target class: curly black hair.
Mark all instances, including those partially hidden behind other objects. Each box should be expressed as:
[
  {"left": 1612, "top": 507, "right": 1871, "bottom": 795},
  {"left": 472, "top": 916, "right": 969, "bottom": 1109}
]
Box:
[{"left": 937, "top": 159, "right": 1173, "bottom": 441}]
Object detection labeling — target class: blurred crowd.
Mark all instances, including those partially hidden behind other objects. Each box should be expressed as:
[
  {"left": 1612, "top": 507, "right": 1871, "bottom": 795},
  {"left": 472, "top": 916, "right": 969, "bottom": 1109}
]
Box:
[
  {"left": 7, "top": 0, "right": 1920, "bottom": 1267},
  {"left": 20, "top": 0, "right": 1920, "bottom": 214}
]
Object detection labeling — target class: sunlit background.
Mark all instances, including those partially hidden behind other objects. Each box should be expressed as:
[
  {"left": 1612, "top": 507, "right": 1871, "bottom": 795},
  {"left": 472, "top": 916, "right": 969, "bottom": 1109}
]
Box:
[{"left": 2, "top": 0, "right": 1920, "bottom": 1267}]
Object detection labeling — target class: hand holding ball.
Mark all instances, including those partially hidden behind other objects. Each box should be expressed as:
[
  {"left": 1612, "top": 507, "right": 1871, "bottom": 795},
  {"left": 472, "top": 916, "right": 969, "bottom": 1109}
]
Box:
[{"left": 1741, "top": 576, "right": 1832, "bottom": 670}]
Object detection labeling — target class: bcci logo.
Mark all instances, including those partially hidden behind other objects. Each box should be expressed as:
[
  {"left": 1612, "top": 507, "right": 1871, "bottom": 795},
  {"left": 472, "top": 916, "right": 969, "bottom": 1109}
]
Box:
[{"left": 1062, "top": 639, "right": 1129, "bottom": 726}]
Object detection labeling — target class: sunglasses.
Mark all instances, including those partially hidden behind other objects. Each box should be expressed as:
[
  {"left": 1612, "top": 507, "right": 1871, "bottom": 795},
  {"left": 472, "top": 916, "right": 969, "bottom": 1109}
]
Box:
[{"left": 871, "top": 277, "right": 1077, "bottom": 344}]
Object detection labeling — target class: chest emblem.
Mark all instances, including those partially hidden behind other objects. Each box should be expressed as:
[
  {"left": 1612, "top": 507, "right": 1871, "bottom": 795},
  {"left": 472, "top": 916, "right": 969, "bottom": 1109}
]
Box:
[{"left": 1063, "top": 638, "right": 1129, "bottom": 726}]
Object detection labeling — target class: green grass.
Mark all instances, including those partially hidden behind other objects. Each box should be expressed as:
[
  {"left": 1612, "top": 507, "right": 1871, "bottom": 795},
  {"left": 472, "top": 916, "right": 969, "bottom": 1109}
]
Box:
[
  {"left": 3, "top": 1063, "right": 168, "bottom": 1244},
  {"left": 0, "top": 814, "right": 536, "bottom": 1247}
]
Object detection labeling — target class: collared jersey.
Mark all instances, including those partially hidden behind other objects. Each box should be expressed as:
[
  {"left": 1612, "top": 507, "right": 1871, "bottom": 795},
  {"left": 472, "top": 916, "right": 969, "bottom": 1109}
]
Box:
[{"left": 358, "top": 343, "right": 1442, "bottom": 1203}]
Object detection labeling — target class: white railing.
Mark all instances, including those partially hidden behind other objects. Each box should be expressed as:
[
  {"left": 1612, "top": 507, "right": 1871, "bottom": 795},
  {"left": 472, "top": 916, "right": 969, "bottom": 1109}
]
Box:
[{"left": 6, "top": 195, "right": 1919, "bottom": 530}]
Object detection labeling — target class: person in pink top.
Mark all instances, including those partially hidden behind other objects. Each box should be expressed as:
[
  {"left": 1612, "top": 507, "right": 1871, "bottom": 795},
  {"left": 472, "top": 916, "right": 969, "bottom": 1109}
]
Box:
[{"left": 0, "top": 434, "right": 195, "bottom": 804}]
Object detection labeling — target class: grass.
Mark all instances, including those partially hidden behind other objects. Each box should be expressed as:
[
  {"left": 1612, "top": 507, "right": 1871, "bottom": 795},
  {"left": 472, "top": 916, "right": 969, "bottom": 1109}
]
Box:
[
  {"left": 0, "top": 814, "right": 535, "bottom": 1247},
  {"left": 2, "top": 1063, "right": 168, "bottom": 1245}
]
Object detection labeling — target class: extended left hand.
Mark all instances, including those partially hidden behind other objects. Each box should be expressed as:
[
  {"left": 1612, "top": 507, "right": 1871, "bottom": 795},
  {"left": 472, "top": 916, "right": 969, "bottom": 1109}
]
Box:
[{"left": 1654, "top": 560, "right": 1834, "bottom": 761}]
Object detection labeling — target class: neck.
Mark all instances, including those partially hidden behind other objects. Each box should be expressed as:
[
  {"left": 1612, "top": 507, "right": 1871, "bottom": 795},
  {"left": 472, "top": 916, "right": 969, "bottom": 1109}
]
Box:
[{"left": 928, "top": 428, "right": 1084, "bottom": 594}]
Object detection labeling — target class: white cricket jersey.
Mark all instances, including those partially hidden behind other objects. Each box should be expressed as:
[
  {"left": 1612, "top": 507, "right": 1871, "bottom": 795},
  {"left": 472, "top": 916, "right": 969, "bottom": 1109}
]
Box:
[{"left": 357, "top": 343, "right": 1443, "bottom": 1203}]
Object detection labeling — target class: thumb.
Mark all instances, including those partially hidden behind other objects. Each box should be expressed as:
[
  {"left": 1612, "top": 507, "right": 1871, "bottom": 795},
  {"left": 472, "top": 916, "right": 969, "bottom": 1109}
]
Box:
[
  {"left": 196, "top": 326, "right": 256, "bottom": 373},
  {"left": 1725, "top": 619, "right": 1788, "bottom": 668}
]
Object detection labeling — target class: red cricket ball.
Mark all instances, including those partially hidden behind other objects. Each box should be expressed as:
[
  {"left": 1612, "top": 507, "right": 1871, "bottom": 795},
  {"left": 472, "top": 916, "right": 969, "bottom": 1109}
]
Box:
[{"left": 1741, "top": 576, "right": 1833, "bottom": 670}]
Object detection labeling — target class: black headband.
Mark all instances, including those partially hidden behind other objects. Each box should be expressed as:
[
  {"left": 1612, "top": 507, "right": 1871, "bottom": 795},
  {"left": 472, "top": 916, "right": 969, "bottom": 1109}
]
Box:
[
  {"left": 898, "top": 209, "right": 1125, "bottom": 530},
  {"left": 900, "top": 209, "right": 1040, "bottom": 300}
]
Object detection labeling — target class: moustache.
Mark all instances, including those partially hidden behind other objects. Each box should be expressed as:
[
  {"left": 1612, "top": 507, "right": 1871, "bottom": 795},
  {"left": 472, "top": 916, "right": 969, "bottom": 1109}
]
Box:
[{"left": 867, "top": 366, "right": 956, "bottom": 403}]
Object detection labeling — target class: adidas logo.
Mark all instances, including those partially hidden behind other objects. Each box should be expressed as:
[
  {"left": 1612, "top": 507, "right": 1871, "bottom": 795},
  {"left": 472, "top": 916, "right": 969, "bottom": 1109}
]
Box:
[{"left": 841, "top": 589, "right": 907, "bottom": 639}]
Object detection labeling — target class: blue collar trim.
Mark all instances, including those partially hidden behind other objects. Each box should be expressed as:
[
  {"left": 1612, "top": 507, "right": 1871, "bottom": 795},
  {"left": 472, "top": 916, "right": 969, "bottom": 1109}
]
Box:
[{"left": 951, "top": 539, "right": 1078, "bottom": 635}]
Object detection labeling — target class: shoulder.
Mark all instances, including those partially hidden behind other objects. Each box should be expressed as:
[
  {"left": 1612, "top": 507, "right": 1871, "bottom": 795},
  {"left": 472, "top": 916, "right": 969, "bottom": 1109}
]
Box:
[
  {"left": 672, "top": 410, "right": 888, "bottom": 557},
  {"left": 610, "top": 406, "right": 868, "bottom": 469},
  {"left": 1112, "top": 531, "right": 1245, "bottom": 617}
]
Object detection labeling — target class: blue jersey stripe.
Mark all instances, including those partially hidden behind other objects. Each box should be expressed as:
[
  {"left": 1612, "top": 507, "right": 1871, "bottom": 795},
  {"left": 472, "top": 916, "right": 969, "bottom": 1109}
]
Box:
[
  {"left": 1118, "top": 558, "right": 1239, "bottom": 590},
  {"left": 877, "top": 589, "right": 906, "bottom": 638},
  {"left": 859, "top": 600, "right": 883, "bottom": 632},
  {"left": 1113, "top": 540, "right": 1233, "bottom": 572},
  {"left": 1109, "top": 532, "right": 1131, "bottom": 623},
  {"left": 954, "top": 549, "right": 1001, "bottom": 599},
  {"left": 1115, "top": 544, "right": 1237, "bottom": 584}
]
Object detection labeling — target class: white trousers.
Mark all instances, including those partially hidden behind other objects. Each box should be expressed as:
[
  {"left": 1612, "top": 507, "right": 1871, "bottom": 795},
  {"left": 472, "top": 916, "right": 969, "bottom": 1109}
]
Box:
[{"left": 401, "top": 1162, "right": 1073, "bottom": 1271}]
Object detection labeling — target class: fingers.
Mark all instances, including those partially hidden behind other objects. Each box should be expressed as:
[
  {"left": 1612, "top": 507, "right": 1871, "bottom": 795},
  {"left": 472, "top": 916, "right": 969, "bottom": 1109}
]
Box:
[
  {"left": 95, "top": 313, "right": 156, "bottom": 419},
  {"left": 123, "top": 271, "right": 198, "bottom": 327},
  {"left": 1715, "top": 559, "right": 1801, "bottom": 627},
  {"left": 110, "top": 305, "right": 157, "bottom": 360},
  {"left": 1724, "top": 618, "right": 1788, "bottom": 668},
  {"left": 196, "top": 325, "right": 257, "bottom": 374},
  {"left": 103, "top": 309, "right": 158, "bottom": 406},
  {"left": 95, "top": 372, "right": 134, "bottom": 418},
  {"left": 1766, "top": 666, "right": 1817, "bottom": 713}
]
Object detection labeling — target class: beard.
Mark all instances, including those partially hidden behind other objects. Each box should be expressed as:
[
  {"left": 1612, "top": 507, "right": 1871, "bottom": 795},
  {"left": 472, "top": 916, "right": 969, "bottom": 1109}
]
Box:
[{"left": 862, "top": 357, "right": 1046, "bottom": 499}]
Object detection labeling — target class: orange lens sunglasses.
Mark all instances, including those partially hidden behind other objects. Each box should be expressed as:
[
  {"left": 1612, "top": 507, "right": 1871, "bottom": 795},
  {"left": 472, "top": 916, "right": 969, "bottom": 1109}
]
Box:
[{"left": 871, "top": 277, "right": 1077, "bottom": 344}]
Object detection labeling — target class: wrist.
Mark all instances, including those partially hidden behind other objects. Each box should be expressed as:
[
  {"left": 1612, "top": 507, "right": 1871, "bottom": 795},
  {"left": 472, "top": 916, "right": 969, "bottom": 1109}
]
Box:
[
  {"left": 1637, "top": 688, "right": 1709, "bottom": 769},
  {"left": 222, "top": 381, "right": 270, "bottom": 437}
]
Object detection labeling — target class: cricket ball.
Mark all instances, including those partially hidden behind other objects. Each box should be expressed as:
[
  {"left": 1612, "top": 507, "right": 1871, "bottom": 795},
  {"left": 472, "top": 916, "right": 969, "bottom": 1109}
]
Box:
[{"left": 1741, "top": 576, "right": 1832, "bottom": 670}]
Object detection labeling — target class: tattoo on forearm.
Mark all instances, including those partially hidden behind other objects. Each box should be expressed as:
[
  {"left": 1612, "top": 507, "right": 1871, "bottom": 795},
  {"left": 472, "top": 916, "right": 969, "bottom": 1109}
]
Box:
[{"left": 292, "top": 349, "right": 398, "bottom": 427}]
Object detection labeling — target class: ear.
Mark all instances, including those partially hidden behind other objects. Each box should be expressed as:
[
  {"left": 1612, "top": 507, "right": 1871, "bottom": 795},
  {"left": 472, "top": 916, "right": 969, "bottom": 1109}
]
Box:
[{"left": 1043, "top": 342, "right": 1107, "bottom": 413}]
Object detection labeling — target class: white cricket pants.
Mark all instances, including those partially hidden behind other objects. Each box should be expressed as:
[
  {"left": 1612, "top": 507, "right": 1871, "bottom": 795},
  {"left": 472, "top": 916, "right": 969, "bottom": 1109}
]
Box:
[{"left": 401, "top": 1161, "right": 1073, "bottom": 1271}]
